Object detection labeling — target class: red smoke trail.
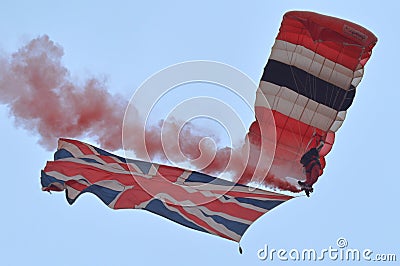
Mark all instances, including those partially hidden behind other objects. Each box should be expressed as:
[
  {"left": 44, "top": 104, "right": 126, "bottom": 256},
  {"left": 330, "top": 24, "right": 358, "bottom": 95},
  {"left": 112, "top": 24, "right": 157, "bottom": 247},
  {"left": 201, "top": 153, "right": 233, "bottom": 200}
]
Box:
[
  {"left": 0, "top": 35, "right": 297, "bottom": 192},
  {"left": 139, "top": 118, "right": 299, "bottom": 192},
  {"left": 0, "top": 35, "right": 127, "bottom": 150}
]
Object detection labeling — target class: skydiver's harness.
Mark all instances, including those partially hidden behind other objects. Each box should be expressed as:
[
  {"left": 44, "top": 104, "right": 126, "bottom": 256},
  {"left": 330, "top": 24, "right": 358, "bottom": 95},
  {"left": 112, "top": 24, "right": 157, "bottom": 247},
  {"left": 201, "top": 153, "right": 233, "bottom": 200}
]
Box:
[{"left": 300, "top": 148, "right": 321, "bottom": 173}]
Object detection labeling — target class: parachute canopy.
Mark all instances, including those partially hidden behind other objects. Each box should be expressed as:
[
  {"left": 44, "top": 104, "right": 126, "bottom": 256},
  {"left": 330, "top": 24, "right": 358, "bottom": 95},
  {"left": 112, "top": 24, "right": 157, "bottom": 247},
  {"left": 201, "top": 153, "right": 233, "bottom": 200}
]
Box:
[{"left": 243, "top": 11, "right": 377, "bottom": 189}]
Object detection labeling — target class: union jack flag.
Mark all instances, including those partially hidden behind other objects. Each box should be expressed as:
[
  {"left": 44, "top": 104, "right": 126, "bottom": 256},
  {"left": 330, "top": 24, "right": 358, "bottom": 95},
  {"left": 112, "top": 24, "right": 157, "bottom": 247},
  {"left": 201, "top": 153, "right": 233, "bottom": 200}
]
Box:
[{"left": 41, "top": 138, "right": 292, "bottom": 242}]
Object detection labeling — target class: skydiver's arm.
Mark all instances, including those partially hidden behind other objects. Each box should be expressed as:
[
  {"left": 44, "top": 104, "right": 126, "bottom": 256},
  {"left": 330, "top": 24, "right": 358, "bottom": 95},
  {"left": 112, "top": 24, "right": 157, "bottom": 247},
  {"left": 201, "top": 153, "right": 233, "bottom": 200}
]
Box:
[{"left": 316, "top": 140, "right": 324, "bottom": 152}]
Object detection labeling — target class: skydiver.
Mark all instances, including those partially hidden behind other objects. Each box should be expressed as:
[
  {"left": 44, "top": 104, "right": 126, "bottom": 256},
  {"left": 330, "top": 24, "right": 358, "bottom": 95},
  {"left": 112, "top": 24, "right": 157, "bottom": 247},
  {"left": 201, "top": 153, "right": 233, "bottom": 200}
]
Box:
[{"left": 298, "top": 140, "right": 325, "bottom": 197}]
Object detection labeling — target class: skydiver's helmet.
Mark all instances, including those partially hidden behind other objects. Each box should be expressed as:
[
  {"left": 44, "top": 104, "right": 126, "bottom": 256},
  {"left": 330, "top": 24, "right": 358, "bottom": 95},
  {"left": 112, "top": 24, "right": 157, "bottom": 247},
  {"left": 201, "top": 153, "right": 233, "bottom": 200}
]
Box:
[{"left": 300, "top": 148, "right": 320, "bottom": 167}]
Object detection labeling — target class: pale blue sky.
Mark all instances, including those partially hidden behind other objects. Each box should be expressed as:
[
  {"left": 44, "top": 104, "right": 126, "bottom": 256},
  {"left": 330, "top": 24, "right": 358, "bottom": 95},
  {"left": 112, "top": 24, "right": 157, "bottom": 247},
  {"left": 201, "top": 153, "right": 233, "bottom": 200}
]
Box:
[{"left": 1, "top": 1, "right": 399, "bottom": 265}]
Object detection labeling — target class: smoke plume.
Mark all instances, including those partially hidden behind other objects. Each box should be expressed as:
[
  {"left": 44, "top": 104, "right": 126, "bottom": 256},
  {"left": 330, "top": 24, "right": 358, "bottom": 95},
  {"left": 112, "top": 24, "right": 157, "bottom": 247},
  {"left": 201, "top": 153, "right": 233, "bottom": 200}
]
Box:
[
  {"left": 0, "top": 35, "right": 127, "bottom": 150},
  {"left": 0, "top": 35, "right": 298, "bottom": 192}
]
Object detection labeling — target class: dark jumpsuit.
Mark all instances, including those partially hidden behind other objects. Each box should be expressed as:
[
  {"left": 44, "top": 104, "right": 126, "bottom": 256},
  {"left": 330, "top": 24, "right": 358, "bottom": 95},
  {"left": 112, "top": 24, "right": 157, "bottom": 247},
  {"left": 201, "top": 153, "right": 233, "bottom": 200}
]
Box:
[{"left": 301, "top": 148, "right": 322, "bottom": 187}]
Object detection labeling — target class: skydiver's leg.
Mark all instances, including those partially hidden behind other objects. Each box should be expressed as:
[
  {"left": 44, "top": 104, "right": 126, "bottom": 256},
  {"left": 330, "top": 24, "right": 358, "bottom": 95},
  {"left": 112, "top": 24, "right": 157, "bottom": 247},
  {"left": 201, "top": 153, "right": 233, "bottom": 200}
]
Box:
[
  {"left": 298, "top": 179, "right": 312, "bottom": 197},
  {"left": 305, "top": 164, "right": 321, "bottom": 187}
]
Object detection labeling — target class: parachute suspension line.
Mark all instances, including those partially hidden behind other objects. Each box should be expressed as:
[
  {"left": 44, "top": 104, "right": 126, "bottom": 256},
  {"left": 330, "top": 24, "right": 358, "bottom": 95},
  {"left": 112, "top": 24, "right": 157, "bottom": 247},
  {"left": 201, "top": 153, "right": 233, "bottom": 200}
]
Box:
[
  {"left": 295, "top": 36, "right": 328, "bottom": 154},
  {"left": 330, "top": 44, "right": 346, "bottom": 112},
  {"left": 305, "top": 130, "right": 327, "bottom": 151},
  {"left": 282, "top": 32, "right": 305, "bottom": 153},
  {"left": 293, "top": 37, "right": 322, "bottom": 156},
  {"left": 296, "top": 38, "right": 320, "bottom": 155},
  {"left": 299, "top": 35, "right": 323, "bottom": 154},
  {"left": 305, "top": 129, "right": 317, "bottom": 151}
]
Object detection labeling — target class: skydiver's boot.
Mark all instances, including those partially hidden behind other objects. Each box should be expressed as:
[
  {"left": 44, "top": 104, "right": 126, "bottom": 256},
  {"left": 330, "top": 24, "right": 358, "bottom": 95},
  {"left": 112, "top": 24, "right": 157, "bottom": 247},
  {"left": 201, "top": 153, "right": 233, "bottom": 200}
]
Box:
[
  {"left": 298, "top": 181, "right": 313, "bottom": 197},
  {"left": 304, "top": 186, "right": 314, "bottom": 197}
]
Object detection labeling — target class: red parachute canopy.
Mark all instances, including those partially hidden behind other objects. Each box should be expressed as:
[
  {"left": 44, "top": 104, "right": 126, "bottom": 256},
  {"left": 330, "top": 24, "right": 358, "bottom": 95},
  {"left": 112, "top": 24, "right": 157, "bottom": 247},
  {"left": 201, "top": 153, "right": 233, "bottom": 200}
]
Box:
[{"left": 240, "top": 11, "right": 377, "bottom": 191}]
